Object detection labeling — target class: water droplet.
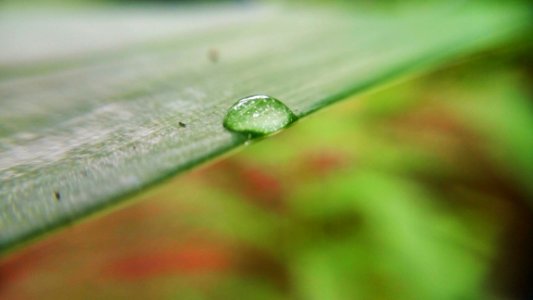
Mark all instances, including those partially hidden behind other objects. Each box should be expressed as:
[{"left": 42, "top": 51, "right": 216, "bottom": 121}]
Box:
[{"left": 223, "top": 95, "right": 296, "bottom": 137}]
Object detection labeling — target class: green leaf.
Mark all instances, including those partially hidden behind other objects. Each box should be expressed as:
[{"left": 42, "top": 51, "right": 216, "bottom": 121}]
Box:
[{"left": 0, "top": 2, "right": 529, "bottom": 253}]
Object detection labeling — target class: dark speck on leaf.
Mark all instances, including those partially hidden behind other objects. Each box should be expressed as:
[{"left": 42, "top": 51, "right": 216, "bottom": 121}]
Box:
[
  {"left": 54, "top": 191, "right": 61, "bottom": 201},
  {"left": 208, "top": 48, "right": 219, "bottom": 63},
  {"left": 179, "top": 122, "right": 187, "bottom": 128}
]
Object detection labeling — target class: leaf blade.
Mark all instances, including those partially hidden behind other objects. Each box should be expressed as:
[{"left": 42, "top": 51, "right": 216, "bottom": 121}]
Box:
[{"left": 0, "top": 2, "right": 528, "bottom": 252}]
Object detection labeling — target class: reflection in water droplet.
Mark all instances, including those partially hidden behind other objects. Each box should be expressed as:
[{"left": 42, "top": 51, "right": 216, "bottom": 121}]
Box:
[{"left": 223, "top": 95, "right": 297, "bottom": 137}]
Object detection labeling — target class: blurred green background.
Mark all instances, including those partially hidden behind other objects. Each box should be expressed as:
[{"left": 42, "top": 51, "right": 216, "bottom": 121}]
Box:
[{"left": 1, "top": 0, "right": 532, "bottom": 299}]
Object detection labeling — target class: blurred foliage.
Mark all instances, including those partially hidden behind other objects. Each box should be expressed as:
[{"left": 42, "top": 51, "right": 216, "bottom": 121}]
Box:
[
  {"left": 2, "top": 0, "right": 531, "bottom": 9},
  {"left": 1, "top": 44, "right": 532, "bottom": 299}
]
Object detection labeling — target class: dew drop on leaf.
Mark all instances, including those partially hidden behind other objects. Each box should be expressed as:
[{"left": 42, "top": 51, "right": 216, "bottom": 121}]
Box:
[{"left": 223, "top": 95, "right": 297, "bottom": 137}]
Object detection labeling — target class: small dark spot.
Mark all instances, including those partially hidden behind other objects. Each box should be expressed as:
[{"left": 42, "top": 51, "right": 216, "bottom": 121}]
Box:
[
  {"left": 132, "top": 145, "right": 136, "bottom": 150},
  {"left": 81, "top": 170, "right": 88, "bottom": 176},
  {"left": 208, "top": 48, "right": 219, "bottom": 63},
  {"left": 179, "top": 122, "right": 187, "bottom": 128},
  {"left": 54, "top": 191, "right": 61, "bottom": 201}
]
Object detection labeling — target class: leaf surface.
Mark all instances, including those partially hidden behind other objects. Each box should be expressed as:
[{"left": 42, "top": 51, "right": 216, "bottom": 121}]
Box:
[{"left": 0, "top": 2, "right": 528, "bottom": 252}]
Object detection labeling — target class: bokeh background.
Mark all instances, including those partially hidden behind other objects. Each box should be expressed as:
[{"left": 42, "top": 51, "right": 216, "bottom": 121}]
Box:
[{"left": 1, "top": 0, "right": 532, "bottom": 299}]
